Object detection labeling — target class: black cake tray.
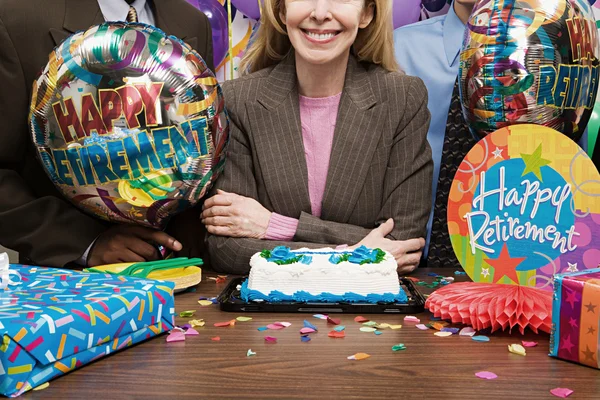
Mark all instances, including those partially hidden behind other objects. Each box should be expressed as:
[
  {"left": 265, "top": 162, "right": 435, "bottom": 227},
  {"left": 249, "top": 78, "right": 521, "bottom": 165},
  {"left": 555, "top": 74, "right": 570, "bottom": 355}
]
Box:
[{"left": 217, "top": 277, "right": 426, "bottom": 314}]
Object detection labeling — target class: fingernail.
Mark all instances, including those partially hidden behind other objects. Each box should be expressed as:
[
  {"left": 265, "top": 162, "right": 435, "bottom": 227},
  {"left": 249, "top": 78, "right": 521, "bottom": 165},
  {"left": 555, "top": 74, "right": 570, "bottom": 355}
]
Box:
[{"left": 173, "top": 240, "right": 182, "bottom": 250}]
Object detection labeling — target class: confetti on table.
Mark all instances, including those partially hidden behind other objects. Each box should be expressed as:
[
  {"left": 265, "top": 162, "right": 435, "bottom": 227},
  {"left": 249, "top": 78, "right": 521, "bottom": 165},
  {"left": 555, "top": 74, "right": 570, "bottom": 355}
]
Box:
[
  {"left": 475, "top": 371, "right": 498, "bottom": 380},
  {"left": 198, "top": 300, "right": 213, "bottom": 306},
  {"left": 328, "top": 330, "right": 345, "bottom": 338},
  {"left": 360, "top": 327, "right": 377, "bottom": 333},
  {"left": 179, "top": 310, "right": 196, "bottom": 318},
  {"left": 508, "top": 344, "right": 526, "bottom": 356},
  {"left": 374, "top": 330, "right": 383, "bottom": 335},
  {"left": 354, "top": 316, "right": 369, "bottom": 323},
  {"left": 304, "top": 320, "right": 318, "bottom": 330},
  {"left": 313, "top": 314, "right": 328, "bottom": 320},
  {"left": 300, "top": 327, "right": 316, "bottom": 334},
  {"left": 550, "top": 388, "right": 574, "bottom": 398},
  {"left": 334, "top": 325, "right": 346, "bottom": 332},
  {"left": 327, "top": 317, "right": 341, "bottom": 325},
  {"left": 33, "top": 382, "right": 50, "bottom": 391},
  {"left": 416, "top": 324, "right": 429, "bottom": 330},
  {"left": 430, "top": 322, "right": 448, "bottom": 330},
  {"left": 264, "top": 336, "right": 277, "bottom": 343},
  {"left": 434, "top": 331, "right": 453, "bottom": 337},
  {"left": 375, "top": 323, "right": 390, "bottom": 329},
  {"left": 185, "top": 328, "right": 199, "bottom": 336},
  {"left": 392, "top": 344, "right": 406, "bottom": 351},
  {"left": 166, "top": 331, "right": 186, "bottom": 342},
  {"left": 267, "top": 323, "right": 286, "bottom": 330},
  {"left": 211, "top": 336, "right": 220, "bottom": 341},
  {"left": 441, "top": 327, "right": 459, "bottom": 334},
  {"left": 404, "top": 316, "right": 420, "bottom": 323},
  {"left": 247, "top": 349, "right": 256, "bottom": 357},
  {"left": 362, "top": 321, "right": 378, "bottom": 327},
  {"left": 214, "top": 320, "right": 235, "bottom": 327},
  {"left": 301, "top": 335, "right": 311, "bottom": 342},
  {"left": 189, "top": 319, "right": 205, "bottom": 328},
  {"left": 236, "top": 316, "right": 253, "bottom": 322},
  {"left": 459, "top": 327, "right": 476, "bottom": 336},
  {"left": 279, "top": 322, "right": 292, "bottom": 327},
  {"left": 347, "top": 353, "right": 370, "bottom": 361},
  {"left": 454, "top": 271, "right": 467, "bottom": 275},
  {"left": 522, "top": 341, "right": 538, "bottom": 347},
  {"left": 208, "top": 275, "right": 227, "bottom": 283},
  {"left": 472, "top": 335, "right": 490, "bottom": 342},
  {"left": 389, "top": 324, "right": 402, "bottom": 330},
  {"left": 257, "top": 326, "right": 268, "bottom": 331}
]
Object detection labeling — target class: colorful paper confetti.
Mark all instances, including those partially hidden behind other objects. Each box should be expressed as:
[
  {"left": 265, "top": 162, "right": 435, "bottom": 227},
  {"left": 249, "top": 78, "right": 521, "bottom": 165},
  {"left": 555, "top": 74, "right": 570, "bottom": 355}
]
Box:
[
  {"left": 404, "top": 316, "right": 420, "bottom": 323},
  {"left": 211, "top": 336, "right": 220, "bottom": 341},
  {"left": 347, "top": 353, "right": 370, "bottom": 360},
  {"left": 354, "top": 316, "right": 369, "bottom": 323},
  {"left": 375, "top": 323, "right": 390, "bottom": 329},
  {"left": 550, "top": 388, "right": 574, "bottom": 398},
  {"left": 266, "top": 323, "right": 286, "bottom": 330},
  {"left": 214, "top": 320, "right": 235, "bottom": 327},
  {"left": 327, "top": 317, "right": 341, "bottom": 325},
  {"left": 333, "top": 325, "right": 346, "bottom": 332},
  {"left": 257, "top": 326, "right": 268, "bottom": 331},
  {"left": 236, "top": 316, "right": 253, "bottom": 322},
  {"left": 264, "top": 336, "right": 277, "bottom": 343},
  {"left": 300, "top": 327, "right": 316, "bottom": 334},
  {"left": 166, "top": 331, "right": 186, "bottom": 342},
  {"left": 313, "top": 314, "right": 328, "bottom": 320},
  {"left": 328, "top": 330, "right": 345, "bottom": 338},
  {"left": 362, "top": 321, "right": 378, "bottom": 327},
  {"left": 392, "top": 344, "right": 406, "bottom": 351},
  {"left": 208, "top": 275, "right": 227, "bottom": 283},
  {"left": 459, "top": 327, "right": 476, "bottom": 336},
  {"left": 441, "top": 327, "right": 459, "bottom": 334},
  {"left": 185, "top": 328, "right": 199, "bottom": 336},
  {"left": 389, "top": 324, "right": 402, "bottom": 330},
  {"left": 301, "top": 335, "right": 311, "bottom": 342},
  {"left": 416, "top": 324, "right": 429, "bottom": 330},
  {"left": 197, "top": 300, "right": 213, "bottom": 306},
  {"left": 247, "top": 349, "right": 256, "bottom": 357},
  {"left": 472, "top": 335, "right": 490, "bottom": 342},
  {"left": 189, "top": 319, "right": 205, "bottom": 328},
  {"left": 430, "top": 322, "right": 448, "bottom": 330},
  {"left": 179, "top": 310, "right": 196, "bottom": 318},
  {"left": 303, "top": 320, "right": 318, "bottom": 330},
  {"left": 508, "top": 344, "right": 526, "bottom": 356},
  {"left": 475, "top": 371, "right": 498, "bottom": 380},
  {"left": 522, "top": 341, "right": 538, "bottom": 347},
  {"left": 360, "top": 327, "right": 377, "bottom": 333},
  {"left": 434, "top": 331, "right": 453, "bottom": 337},
  {"left": 374, "top": 330, "right": 383, "bottom": 335},
  {"left": 279, "top": 322, "right": 292, "bottom": 327}
]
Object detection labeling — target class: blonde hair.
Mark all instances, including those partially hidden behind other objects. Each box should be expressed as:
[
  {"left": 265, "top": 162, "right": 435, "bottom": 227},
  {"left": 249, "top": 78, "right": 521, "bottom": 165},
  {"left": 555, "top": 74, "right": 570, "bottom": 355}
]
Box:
[{"left": 240, "top": 0, "right": 399, "bottom": 74}]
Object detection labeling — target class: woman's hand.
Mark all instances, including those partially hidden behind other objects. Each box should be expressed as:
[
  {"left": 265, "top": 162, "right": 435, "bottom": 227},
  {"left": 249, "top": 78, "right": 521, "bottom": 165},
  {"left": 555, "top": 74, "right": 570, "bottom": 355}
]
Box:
[
  {"left": 201, "top": 190, "right": 272, "bottom": 239},
  {"left": 356, "top": 219, "right": 425, "bottom": 274}
]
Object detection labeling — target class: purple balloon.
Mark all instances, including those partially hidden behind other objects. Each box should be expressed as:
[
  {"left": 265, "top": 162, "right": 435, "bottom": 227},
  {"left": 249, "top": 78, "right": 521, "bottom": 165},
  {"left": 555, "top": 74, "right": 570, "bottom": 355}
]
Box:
[
  {"left": 231, "top": 0, "right": 261, "bottom": 20},
  {"left": 422, "top": 0, "right": 448, "bottom": 13},
  {"left": 186, "top": 0, "right": 229, "bottom": 66},
  {"left": 393, "top": 0, "right": 422, "bottom": 29}
]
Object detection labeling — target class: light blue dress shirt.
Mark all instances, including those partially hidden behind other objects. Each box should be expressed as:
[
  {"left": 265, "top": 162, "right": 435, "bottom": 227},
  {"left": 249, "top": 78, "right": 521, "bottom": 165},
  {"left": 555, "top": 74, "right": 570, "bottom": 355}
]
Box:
[
  {"left": 393, "top": 5, "right": 465, "bottom": 255},
  {"left": 97, "top": 0, "right": 155, "bottom": 25}
]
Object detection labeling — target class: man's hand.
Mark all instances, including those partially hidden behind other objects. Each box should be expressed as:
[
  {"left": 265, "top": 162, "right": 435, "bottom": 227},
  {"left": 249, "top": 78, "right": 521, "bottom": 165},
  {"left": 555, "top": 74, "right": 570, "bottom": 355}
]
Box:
[
  {"left": 357, "top": 218, "right": 425, "bottom": 274},
  {"left": 201, "top": 190, "right": 272, "bottom": 239},
  {"left": 87, "top": 225, "right": 183, "bottom": 266}
]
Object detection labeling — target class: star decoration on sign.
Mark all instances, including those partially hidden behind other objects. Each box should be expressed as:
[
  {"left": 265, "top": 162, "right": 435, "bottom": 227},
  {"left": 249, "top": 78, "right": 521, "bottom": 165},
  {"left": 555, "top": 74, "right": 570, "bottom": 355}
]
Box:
[
  {"left": 481, "top": 268, "right": 490, "bottom": 278},
  {"left": 560, "top": 334, "right": 575, "bottom": 354},
  {"left": 587, "top": 326, "right": 596, "bottom": 335},
  {"left": 566, "top": 262, "right": 578, "bottom": 273},
  {"left": 568, "top": 317, "right": 578, "bottom": 328},
  {"left": 565, "top": 288, "right": 580, "bottom": 309},
  {"left": 581, "top": 345, "right": 596, "bottom": 362},
  {"left": 520, "top": 143, "right": 551, "bottom": 182},
  {"left": 483, "top": 244, "right": 526, "bottom": 284},
  {"left": 584, "top": 302, "right": 597, "bottom": 313},
  {"left": 492, "top": 147, "right": 503, "bottom": 159}
]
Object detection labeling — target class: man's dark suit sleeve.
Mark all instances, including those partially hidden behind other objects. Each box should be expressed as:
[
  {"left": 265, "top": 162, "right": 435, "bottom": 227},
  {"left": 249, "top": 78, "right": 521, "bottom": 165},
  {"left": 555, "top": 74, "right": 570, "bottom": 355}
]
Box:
[{"left": 0, "top": 15, "right": 106, "bottom": 267}]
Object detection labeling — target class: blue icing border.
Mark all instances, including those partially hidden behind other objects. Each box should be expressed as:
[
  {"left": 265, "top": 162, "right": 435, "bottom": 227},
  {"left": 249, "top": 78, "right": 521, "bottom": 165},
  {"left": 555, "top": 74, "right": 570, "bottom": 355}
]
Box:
[{"left": 240, "top": 279, "right": 407, "bottom": 304}]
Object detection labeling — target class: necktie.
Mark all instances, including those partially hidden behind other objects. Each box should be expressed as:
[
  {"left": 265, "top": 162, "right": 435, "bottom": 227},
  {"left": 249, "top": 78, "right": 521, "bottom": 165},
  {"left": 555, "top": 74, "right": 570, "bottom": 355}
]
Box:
[
  {"left": 427, "top": 78, "right": 478, "bottom": 268},
  {"left": 126, "top": 6, "right": 138, "bottom": 23}
]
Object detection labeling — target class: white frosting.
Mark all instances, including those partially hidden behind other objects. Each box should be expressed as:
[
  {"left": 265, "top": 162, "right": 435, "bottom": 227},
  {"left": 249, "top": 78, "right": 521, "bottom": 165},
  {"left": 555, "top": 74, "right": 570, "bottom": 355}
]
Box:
[{"left": 247, "top": 248, "right": 400, "bottom": 296}]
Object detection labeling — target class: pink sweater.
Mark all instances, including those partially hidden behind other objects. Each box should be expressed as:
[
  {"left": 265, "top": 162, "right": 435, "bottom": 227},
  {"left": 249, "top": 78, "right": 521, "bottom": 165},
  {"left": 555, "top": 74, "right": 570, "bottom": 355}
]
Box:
[{"left": 264, "top": 93, "right": 342, "bottom": 241}]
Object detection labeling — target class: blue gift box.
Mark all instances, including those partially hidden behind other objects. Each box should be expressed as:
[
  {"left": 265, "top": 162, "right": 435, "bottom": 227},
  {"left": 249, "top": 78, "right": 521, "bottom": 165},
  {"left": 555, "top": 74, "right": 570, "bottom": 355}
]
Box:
[{"left": 0, "top": 265, "right": 175, "bottom": 397}]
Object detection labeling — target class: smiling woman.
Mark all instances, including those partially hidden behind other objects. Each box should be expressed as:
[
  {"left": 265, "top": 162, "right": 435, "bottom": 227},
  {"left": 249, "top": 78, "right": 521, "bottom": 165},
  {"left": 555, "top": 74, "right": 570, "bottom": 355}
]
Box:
[{"left": 202, "top": 0, "right": 433, "bottom": 274}]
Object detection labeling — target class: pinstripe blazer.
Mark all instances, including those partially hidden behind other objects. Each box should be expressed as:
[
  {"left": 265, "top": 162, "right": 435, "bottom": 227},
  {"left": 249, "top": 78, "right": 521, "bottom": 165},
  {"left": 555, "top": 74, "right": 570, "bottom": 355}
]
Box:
[{"left": 206, "top": 54, "right": 433, "bottom": 274}]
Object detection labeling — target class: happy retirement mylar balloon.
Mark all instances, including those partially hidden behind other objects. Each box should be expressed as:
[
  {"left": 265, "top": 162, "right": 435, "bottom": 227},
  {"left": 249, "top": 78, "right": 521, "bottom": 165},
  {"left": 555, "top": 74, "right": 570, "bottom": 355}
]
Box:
[
  {"left": 29, "top": 22, "right": 229, "bottom": 229},
  {"left": 460, "top": 0, "right": 600, "bottom": 141}
]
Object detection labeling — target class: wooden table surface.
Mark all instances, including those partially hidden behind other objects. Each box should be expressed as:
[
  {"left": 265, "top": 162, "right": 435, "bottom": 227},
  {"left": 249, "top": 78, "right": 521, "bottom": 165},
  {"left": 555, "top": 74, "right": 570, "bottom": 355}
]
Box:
[{"left": 23, "top": 269, "right": 599, "bottom": 399}]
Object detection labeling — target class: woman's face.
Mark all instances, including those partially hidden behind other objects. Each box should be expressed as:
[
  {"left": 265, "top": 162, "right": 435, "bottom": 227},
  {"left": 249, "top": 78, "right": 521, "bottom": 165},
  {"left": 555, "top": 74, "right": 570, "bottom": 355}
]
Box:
[{"left": 282, "top": 0, "right": 373, "bottom": 66}]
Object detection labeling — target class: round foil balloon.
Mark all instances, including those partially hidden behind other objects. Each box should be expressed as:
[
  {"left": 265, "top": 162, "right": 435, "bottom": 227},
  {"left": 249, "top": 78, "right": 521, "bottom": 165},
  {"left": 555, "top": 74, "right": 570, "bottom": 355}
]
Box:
[
  {"left": 29, "top": 22, "right": 229, "bottom": 229},
  {"left": 460, "top": 0, "right": 600, "bottom": 140}
]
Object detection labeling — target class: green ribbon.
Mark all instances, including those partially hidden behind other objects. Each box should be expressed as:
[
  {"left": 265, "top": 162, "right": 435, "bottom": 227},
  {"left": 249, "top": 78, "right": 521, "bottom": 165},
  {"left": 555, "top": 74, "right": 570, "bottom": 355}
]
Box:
[{"left": 86, "top": 257, "right": 203, "bottom": 278}]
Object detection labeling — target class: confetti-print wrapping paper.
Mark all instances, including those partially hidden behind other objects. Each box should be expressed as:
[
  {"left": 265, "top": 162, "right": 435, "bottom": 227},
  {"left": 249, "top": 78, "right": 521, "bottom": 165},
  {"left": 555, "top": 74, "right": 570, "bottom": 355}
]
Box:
[{"left": 0, "top": 265, "right": 175, "bottom": 397}]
